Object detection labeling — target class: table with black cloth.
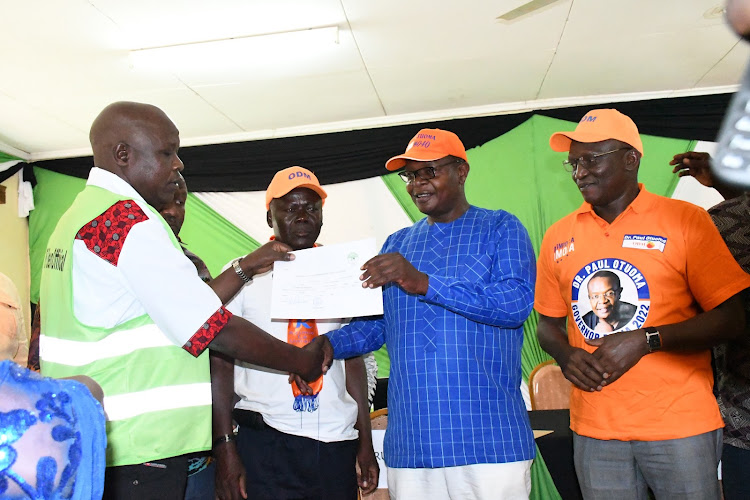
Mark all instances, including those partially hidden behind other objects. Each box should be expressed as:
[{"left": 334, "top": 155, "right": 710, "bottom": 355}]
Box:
[{"left": 529, "top": 409, "right": 582, "bottom": 500}]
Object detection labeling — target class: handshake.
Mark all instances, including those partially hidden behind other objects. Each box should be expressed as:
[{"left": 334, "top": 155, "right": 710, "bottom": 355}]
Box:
[{"left": 296, "top": 335, "right": 335, "bottom": 383}]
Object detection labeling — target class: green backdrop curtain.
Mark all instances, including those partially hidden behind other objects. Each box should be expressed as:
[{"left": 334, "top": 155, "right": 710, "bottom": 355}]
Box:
[
  {"left": 0, "top": 151, "right": 22, "bottom": 163},
  {"left": 178, "top": 195, "right": 261, "bottom": 278}
]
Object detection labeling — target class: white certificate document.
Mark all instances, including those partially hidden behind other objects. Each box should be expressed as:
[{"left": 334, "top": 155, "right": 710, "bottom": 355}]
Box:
[{"left": 270, "top": 238, "right": 384, "bottom": 319}]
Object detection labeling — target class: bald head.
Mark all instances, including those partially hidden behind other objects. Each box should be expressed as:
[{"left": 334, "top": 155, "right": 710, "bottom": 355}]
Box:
[
  {"left": 90, "top": 102, "right": 175, "bottom": 168},
  {"left": 90, "top": 101, "right": 184, "bottom": 209}
]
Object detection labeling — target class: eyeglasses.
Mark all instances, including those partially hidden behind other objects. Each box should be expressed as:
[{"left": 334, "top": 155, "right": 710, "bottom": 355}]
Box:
[
  {"left": 589, "top": 290, "right": 618, "bottom": 302},
  {"left": 563, "top": 147, "right": 631, "bottom": 174},
  {"left": 398, "top": 158, "right": 463, "bottom": 183}
]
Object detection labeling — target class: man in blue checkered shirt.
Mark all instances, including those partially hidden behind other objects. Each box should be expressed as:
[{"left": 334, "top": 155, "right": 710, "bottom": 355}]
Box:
[{"left": 322, "top": 128, "right": 537, "bottom": 499}]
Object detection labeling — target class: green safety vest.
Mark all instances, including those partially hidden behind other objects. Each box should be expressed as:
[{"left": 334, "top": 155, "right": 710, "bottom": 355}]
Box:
[{"left": 40, "top": 183, "right": 211, "bottom": 467}]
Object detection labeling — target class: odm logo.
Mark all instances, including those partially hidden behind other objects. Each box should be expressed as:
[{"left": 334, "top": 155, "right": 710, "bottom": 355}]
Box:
[{"left": 288, "top": 171, "right": 312, "bottom": 180}]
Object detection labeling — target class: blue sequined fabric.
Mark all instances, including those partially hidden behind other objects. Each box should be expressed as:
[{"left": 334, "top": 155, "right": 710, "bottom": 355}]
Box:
[{"left": 0, "top": 361, "right": 106, "bottom": 499}]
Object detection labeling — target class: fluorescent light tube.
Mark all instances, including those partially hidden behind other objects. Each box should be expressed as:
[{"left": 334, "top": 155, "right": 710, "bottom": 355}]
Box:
[{"left": 130, "top": 26, "right": 339, "bottom": 70}]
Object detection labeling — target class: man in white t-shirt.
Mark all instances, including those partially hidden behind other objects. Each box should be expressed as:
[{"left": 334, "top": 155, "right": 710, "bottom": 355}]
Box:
[{"left": 213, "top": 166, "right": 379, "bottom": 500}]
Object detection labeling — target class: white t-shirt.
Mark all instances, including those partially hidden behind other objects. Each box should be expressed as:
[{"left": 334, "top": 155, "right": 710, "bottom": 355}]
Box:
[{"left": 225, "top": 267, "right": 358, "bottom": 443}]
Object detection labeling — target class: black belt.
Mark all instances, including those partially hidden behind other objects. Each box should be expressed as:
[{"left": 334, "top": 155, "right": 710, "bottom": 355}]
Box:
[{"left": 233, "top": 408, "right": 268, "bottom": 430}]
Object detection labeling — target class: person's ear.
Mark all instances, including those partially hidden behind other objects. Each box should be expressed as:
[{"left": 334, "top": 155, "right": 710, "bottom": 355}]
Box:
[
  {"left": 623, "top": 150, "right": 640, "bottom": 172},
  {"left": 114, "top": 143, "right": 129, "bottom": 167},
  {"left": 457, "top": 161, "right": 470, "bottom": 185},
  {"left": 266, "top": 209, "right": 273, "bottom": 229}
]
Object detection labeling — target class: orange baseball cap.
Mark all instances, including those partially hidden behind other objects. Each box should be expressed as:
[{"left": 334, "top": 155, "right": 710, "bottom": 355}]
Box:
[
  {"left": 549, "top": 109, "right": 644, "bottom": 156},
  {"left": 265, "top": 166, "right": 327, "bottom": 209},
  {"left": 385, "top": 128, "right": 468, "bottom": 171}
]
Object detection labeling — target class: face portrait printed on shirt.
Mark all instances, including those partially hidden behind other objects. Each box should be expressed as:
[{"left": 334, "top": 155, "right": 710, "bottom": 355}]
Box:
[
  {"left": 90, "top": 102, "right": 184, "bottom": 211},
  {"left": 585, "top": 271, "right": 637, "bottom": 333},
  {"left": 571, "top": 262, "right": 650, "bottom": 340},
  {"left": 267, "top": 187, "right": 323, "bottom": 251},
  {"left": 159, "top": 173, "right": 187, "bottom": 237},
  {"left": 403, "top": 156, "right": 470, "bottom": 223}
]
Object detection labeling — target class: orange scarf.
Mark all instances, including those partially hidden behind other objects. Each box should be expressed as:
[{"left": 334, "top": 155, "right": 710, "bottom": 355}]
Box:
[{"left": 288, "top": 319, "right": 323, "bottom": 412}]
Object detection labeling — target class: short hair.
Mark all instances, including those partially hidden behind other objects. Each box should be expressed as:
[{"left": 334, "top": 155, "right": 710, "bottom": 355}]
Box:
[
  {"left": 447, "top": 155, "right": 467, "bottom": 166},
  {"left": 588, "top": 270, "right": 621, "bottom": 290}
]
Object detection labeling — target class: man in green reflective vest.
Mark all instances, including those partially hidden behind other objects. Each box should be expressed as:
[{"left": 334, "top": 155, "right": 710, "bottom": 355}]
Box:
[{"left": 40, "top": 101, "right": 328, "bottom": 499}]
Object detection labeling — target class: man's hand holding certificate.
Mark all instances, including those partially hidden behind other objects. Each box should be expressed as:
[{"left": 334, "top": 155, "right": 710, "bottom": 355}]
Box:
[
  {"left": 358, "top": 252, "right": 429, "bottom": 295},
  {"left": 271, "top": 238, "right": 384, "bottom": 319}
]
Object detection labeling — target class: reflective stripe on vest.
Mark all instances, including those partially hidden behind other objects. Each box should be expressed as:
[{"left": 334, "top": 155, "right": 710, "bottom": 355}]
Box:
[
  {"left": 104, "top": 382, "right": 212, "bottom": 421},
  {"left": 39, "top": 324, "right": 172, "bottom": 366}
]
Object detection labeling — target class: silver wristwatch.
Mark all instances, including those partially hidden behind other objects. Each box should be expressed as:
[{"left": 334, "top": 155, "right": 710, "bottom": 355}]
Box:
[{"left": 232, "top": 258, "right": 252, "bottom": 284}]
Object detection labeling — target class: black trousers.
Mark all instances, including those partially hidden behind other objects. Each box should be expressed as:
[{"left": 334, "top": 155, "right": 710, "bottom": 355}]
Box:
[
  {"left": 233, "top": 409, "right": 358, "bottom": 500},
  {"left": 103, "top": 454, "right": 188, "bottom": 500}
]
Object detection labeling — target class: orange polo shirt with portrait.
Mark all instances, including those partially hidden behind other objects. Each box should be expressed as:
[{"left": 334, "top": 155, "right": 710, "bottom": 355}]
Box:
[{"left": 535, "top": 186, "right": 750, "bottom": 441}]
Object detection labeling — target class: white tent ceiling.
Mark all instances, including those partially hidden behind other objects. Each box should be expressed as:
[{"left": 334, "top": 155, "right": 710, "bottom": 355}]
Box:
[{"left": 1, "top": 0, "right": 748, "bottom": 161}]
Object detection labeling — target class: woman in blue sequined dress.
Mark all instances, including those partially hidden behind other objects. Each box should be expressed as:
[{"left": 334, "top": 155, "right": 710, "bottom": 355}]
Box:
[{"left": 0, "top": 360, "right": 106, "bottom": 499}]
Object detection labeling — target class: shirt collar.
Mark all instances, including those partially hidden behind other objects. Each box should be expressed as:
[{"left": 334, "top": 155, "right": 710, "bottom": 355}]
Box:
[
  {"left": 87, "top": 167, "right": 147, "bottom": 205},
  {"left": 573, "top": 183, "right": 652, "bottom": 219}
]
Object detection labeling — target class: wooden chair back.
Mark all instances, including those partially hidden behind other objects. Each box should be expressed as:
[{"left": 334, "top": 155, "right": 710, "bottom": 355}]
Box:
[{"left": 529, "top": 360, "right": 572, "bottom": 410}]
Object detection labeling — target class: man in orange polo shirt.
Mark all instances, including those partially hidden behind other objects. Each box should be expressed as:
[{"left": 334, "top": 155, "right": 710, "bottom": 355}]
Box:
[{"left": 534, "top": 108, "right": 750, "bottom": 499}]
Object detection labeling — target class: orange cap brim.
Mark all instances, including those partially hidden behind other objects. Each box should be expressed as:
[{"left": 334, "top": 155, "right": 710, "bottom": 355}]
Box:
[
  {"left": 266, "top": 184, "right": 327, "bottom": 210},
  {"left": 385, "top": 152, "right": 463, "bottom": 171},
  {"left": 549, "top": 131, "right": 644, "bottom": 155}
]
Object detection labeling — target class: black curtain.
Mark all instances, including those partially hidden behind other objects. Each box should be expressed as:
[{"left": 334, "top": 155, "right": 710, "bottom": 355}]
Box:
[{"left": 28, "top": 93, "right": 732, "bottom": 191}]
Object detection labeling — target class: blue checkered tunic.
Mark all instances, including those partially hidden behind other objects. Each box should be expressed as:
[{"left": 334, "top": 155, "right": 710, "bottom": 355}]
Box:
[{"left": 327, "top": 206, "right": 536, "bottom": 468}]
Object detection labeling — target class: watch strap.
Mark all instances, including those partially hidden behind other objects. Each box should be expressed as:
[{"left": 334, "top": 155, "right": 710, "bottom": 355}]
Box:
[
  {"left": 232, "top": 258, "right": 252, "bottom": 284},
  {"left": 644, "top": 326, "right": 661, "bottom": 353},
  {"left": 212, "top": 433, "right": 236, "bottom": 449}
]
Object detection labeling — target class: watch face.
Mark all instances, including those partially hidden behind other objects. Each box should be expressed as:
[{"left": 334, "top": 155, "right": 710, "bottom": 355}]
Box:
[{"left": 647, "top": 331, "right": 661, "bottom": 351}]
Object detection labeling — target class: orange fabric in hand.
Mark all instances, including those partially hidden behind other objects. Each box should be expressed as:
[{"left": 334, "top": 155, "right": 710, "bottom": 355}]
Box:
[{"left": 287, "top": 319, "right": 323, "bottom": 411}]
